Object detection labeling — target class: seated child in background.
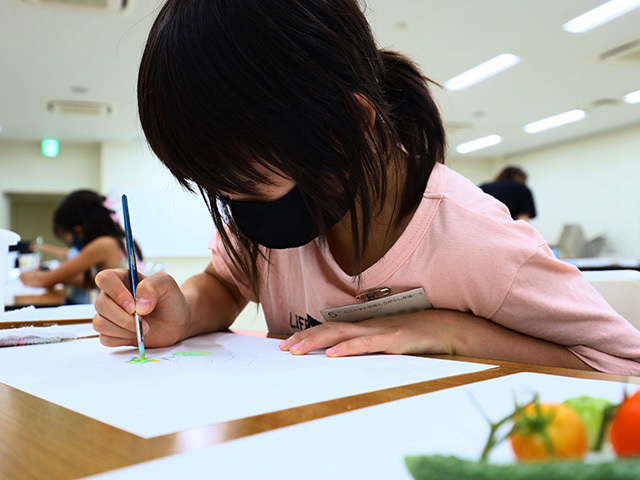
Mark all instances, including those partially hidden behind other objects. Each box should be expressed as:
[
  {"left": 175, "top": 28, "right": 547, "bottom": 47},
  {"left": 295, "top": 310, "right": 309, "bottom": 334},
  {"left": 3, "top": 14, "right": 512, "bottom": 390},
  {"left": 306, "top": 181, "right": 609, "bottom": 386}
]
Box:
[
  {"left": 92, "top": 0, "right": 640, "bottom": 375},
  {"left": 20, "top": 190, "right": 143, "bottom": 304}
]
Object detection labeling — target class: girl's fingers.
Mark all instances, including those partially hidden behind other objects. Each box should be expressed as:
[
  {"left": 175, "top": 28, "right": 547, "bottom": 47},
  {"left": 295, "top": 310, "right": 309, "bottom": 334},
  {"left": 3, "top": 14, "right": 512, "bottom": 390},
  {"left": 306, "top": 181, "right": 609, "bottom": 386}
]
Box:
[
  {"left": 93, "top": 291, "right": 137, "bottom": 332},
  {"left": 98, "top": 332, "right": 136, "bottom": 348},
  {"left": 134, "top": 272, "right": 174, "bottom": 315},
  {"left": 326, "top": 334, "right": 388, "bottom": 357},
  {"left": 283, "top": 323, "right": 365, "bottom": 355},
  {"left": 93, "top": 313, "right": 137, "bottom": 340},
  {"left": 95, "top": 269, "right": 136, "bottom": 314},
  {"left": 279, "top": 316, "right": 421, "bottom": 357}
]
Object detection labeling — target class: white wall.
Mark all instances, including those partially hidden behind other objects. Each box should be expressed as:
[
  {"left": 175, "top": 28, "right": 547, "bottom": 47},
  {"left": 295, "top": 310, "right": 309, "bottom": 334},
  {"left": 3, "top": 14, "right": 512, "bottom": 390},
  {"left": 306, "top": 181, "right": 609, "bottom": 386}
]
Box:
[
  {"left": 500, "top": 124, "right": 640, "bottom": 256},
  {"left": 452, "top": 124, "right": 640, "bottom": 257},
  {"left": 447, "top": 155, "right": 496, "bottom": 186},
  {"left": 0, "top": 141, "right": 100, "bottom": 227}
]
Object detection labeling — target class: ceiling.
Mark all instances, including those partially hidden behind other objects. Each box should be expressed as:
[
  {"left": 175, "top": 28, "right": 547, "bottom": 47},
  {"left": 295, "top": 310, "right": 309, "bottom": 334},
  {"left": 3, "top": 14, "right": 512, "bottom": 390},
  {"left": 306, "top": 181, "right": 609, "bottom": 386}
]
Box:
[{"left": 1, "top": 0, "right": 639, "bottom": 159}]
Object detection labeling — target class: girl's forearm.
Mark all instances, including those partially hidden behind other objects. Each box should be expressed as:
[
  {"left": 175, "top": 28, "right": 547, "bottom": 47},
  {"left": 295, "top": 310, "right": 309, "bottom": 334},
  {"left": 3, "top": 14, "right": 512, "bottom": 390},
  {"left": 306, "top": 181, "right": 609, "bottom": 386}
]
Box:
[
  {"left": 434, "top": 309, "right": 593, "bottom": 371},
  {"left": 39, "top": 243, "right": 69, "bottom": 258},
  {"left": 180, "top": 269, "right": 248, "bottom": 341}
]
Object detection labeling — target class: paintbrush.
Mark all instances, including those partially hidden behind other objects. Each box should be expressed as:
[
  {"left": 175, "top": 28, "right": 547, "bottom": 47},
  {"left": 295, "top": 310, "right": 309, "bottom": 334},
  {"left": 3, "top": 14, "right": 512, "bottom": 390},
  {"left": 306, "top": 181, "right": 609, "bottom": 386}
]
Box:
[{"left": 121, "top": 194, "right": 145, "bottom": 360}]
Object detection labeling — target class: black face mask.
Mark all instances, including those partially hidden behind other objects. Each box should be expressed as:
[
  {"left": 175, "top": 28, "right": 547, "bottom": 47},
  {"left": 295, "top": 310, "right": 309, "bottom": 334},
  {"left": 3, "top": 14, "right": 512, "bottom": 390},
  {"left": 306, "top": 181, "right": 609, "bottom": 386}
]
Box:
[{"left": 227, "top": 186, "right": 348, "bottom": 249}]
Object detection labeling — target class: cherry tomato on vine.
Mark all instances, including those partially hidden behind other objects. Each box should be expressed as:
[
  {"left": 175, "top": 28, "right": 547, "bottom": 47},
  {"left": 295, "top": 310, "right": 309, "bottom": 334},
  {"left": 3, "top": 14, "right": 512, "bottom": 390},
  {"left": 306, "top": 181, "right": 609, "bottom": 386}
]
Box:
[
  {"left": 510, "top": 402, "right": 588, "bottom": 461},
  {"left": 610, "top": 389, "right": 640, "bottom": 457}
]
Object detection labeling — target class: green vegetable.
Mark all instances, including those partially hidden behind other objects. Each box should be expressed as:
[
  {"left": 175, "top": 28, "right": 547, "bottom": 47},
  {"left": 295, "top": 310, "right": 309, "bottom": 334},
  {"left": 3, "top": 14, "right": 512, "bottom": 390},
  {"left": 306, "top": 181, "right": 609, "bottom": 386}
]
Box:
[
  {"left": 563, "top": 395, "right": 613, "bottom": 450},
  {"left": 404, "top": 454, "right": 640, "bottom": 480}
]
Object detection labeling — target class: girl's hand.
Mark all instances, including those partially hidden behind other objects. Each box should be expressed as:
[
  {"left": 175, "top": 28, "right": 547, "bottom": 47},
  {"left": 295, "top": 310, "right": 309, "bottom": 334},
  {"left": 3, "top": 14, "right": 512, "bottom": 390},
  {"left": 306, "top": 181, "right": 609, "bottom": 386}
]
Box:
[
  {"left": 19, "top": 270, "right": 45, "bottom": 287},
  {"left": 93, "top": 269, "right": 190, "bottom": 349},
  {"left": 278, "top": 310, "right": 459, "bottom": 357},
  {"left": 278, "top": 309, "right": 593, "bottom": 371}
]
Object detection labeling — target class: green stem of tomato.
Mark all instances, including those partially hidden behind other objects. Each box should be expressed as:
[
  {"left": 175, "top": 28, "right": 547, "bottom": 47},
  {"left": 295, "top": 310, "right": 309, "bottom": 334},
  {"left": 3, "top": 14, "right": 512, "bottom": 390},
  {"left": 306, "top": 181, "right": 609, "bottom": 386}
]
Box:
[{"left": 594, "top": 403, "right": 619, "bottom": 452}]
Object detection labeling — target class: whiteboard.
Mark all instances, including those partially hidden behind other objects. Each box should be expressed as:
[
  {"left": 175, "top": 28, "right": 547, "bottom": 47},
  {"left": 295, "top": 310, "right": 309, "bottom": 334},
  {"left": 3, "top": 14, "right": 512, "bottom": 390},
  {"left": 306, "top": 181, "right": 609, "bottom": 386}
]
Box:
[{"left": 108, "top": 185, "right": 215, "bottom": 258}]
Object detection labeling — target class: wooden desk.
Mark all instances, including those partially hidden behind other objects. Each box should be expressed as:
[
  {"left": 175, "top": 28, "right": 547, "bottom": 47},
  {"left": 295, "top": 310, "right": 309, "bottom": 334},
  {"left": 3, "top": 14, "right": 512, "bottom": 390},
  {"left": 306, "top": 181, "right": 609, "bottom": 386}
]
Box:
[
  {"left": 0, "top": 330, "right": 638, "bottom": 480},
  {"left": 7, "top": 288, "right": 64, "bottom": 309}
]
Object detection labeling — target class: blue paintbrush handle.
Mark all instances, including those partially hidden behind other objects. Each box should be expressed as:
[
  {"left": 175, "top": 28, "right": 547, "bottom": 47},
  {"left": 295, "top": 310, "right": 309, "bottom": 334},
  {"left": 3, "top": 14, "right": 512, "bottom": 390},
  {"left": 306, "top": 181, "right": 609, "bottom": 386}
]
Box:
[{"left": 121, "top": 194, "right": 145, "bottom": 359}]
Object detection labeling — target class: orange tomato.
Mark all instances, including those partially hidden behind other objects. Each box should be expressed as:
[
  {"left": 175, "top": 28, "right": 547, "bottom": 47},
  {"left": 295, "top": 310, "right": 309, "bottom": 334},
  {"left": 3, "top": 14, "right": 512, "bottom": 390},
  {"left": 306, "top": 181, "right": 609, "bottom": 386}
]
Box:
[
  {"left": 610, "top": 389, "right": 640, "bottom": 457},
  {"left": 510, "top": 402, "right": 588, "bottom": 461}
]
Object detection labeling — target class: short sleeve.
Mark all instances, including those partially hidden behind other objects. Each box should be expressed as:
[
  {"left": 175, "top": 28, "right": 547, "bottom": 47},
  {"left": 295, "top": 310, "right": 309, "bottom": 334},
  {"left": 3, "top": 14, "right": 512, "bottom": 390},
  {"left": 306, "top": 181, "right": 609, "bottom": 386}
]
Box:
[
  {"left": 520, "top": 186, "right": 536, "bottom": 219},
  {"left": 492, "top": 245, "right": 640, "bottom": 375},
  {"left": 208, "top": 231, "right": 256, "bottom": 302}
]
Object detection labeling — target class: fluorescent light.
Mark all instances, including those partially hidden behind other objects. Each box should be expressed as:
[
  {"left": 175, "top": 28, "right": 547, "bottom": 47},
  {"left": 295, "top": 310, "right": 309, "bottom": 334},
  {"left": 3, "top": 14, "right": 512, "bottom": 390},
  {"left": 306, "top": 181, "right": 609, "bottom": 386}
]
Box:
[
  {"left": 524, "top": 110, "right": 586, "bottom": 134},
  {"left": 445, "top": 54, "right": 520, "bottom": 91},
  {"left": 456, "top": 135, "right": 502, "bottom": 154},
  {"left": 563, "top": 0, "right": 640, "bottom": 33},
  {"left": 624, "top": 89, "right": 640, "bottom": 104}
]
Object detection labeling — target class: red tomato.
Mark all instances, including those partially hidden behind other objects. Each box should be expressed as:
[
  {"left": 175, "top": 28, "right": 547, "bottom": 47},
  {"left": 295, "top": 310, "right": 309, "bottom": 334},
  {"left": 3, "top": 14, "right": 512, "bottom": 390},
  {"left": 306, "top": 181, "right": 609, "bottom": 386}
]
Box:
[
  {"left": 610, "top": 389, "right": 640, "bottom": 457},
  {"left": 510, "top": 402, "right": 587, "bottom": 461}
]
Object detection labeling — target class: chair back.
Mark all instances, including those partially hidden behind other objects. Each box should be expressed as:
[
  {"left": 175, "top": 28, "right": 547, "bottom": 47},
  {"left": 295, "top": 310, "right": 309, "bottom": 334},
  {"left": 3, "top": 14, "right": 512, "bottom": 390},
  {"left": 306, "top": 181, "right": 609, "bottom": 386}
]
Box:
[{"left": 581, "top": 269, "right": 640, "bottom": 331}]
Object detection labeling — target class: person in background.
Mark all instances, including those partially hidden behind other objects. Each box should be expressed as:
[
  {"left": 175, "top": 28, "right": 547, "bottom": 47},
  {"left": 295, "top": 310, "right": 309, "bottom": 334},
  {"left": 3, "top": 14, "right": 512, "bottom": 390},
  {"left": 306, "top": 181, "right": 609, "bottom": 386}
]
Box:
[
  {"left": 20, "top": 190, "right": 143, "bottom": 304},
  {"left": 480, "top": 166, "right": 537, "bottom": 222},
  {"left": 92, "top": 0, "right": 640, "bottom": 375}
]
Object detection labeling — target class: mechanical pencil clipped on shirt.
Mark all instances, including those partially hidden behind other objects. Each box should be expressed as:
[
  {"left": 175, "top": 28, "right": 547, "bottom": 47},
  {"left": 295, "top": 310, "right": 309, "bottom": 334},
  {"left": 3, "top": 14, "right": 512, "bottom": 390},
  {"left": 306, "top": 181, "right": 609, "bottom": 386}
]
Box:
[{"left": 121, "top": 194, "right": 145, "bottom": 361}]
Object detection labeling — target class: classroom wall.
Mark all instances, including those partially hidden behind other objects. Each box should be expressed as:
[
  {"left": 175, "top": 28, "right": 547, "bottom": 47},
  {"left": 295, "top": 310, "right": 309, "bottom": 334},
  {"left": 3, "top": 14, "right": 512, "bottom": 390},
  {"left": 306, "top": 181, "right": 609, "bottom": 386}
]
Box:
[
  {"left": 446, "top": 155, "right": 497, "bottom": 186},
  {"left": 451, "top": 123, "right": 640, "bottom": 257},
  {"left": 0, "top": 141, "right": 101, "bottom": 228},
  {"left": 8, "top": 194, "right": 66, "bottom": 261}
]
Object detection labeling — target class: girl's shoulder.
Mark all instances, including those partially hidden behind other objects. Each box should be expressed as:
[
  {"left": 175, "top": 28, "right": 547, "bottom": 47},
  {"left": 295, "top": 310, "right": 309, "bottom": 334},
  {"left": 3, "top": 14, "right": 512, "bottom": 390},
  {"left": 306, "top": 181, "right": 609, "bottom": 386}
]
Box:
[
  {"left": 82, "top": 236, "right": 124, "bottom": 259},
  {"left": 83, "top": 236, "right": 125, "bottom": 270},
  {"left": 85, "top": 235, "right": 121, "bottom": 249}
]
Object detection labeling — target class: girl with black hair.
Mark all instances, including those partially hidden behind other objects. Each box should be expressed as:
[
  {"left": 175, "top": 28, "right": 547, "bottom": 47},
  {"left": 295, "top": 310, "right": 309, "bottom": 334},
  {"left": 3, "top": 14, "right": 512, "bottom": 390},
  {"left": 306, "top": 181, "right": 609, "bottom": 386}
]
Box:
[
  {"left": 20, "top": 190, "right": 142, "bottom": 304},
  {"left": 93, "top": 0, "right": 640, "bottom": 374}
]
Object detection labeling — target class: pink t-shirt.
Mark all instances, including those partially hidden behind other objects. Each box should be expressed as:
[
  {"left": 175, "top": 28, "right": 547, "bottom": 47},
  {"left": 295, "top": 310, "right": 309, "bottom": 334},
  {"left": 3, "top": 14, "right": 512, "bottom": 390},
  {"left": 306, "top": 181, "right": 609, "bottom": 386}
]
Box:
[{"left": 210, "top": 163, "right": 640, "bottom": 375}]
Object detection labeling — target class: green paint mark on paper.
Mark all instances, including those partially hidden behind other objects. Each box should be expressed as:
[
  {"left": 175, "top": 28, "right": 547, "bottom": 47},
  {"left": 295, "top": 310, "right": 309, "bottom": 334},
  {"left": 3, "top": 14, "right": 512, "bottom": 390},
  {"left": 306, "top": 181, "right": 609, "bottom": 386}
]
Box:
[
  {"left": 172, "top": 351, "right": 211, "bottom": 357},
  {"left": 126, "top": 356, "right": 162, "bottom": 364}
]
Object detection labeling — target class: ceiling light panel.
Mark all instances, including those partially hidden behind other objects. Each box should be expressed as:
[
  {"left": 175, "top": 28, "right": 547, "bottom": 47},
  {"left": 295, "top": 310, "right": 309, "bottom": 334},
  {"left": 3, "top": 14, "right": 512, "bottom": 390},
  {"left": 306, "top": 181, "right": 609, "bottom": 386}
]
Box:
[
  {"left": 563, "top": 0, "right": 640, "bottom": 33},
  {"left": 445, "top": 54, "right": 520, "bottom": 91},
  {"left": 624, "top": 89, "right": 640, "bottom": 103},
  {"left": 524, "top": 110, "right": 586, "bottom": 134},
  {"left": 456, "top": 135, "right": 502, "bottom": 154}
]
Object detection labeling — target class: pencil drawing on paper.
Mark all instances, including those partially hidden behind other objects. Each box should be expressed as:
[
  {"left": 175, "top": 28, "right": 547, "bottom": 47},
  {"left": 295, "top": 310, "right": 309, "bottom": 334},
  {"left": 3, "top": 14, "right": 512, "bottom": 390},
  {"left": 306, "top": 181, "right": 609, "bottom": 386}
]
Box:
[
  {"left": 68, "top": 340, "right": 259, "bottom": 371},
  {"left": 120, "top": 348, "right": 259, "bottom": 369}
]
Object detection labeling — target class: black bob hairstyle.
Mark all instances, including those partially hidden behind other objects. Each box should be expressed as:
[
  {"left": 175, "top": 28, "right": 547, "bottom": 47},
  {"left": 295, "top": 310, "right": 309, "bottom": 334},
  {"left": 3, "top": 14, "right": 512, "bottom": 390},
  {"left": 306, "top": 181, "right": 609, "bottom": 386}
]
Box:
[
  {"left": 138, "top": 0, "right": 446, "bottom": 299},
  {"left": 53, "top": 189, "right": 143, "bottom": 286}
]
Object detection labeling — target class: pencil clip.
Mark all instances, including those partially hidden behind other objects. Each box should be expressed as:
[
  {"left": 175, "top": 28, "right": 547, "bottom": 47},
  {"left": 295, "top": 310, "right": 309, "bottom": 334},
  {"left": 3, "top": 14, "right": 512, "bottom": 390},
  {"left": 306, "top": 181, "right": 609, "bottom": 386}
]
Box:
[{"left": 355, "top": 287, "right": 391, "bottom": 303}]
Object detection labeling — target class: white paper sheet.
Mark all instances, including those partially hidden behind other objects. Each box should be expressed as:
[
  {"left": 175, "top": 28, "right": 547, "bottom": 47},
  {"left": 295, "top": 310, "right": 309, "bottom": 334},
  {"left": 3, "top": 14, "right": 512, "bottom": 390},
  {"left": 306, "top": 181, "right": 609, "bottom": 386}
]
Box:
[
  {"left": 84, "top": 372, "right": 635, "bottom": 480},
  {"left": 0, "top": 332, "right": 494, "bottom": 438}
]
